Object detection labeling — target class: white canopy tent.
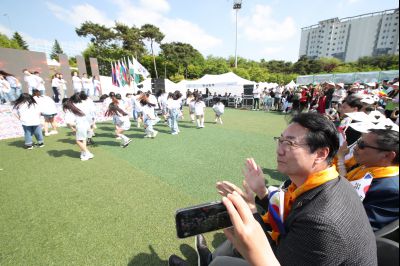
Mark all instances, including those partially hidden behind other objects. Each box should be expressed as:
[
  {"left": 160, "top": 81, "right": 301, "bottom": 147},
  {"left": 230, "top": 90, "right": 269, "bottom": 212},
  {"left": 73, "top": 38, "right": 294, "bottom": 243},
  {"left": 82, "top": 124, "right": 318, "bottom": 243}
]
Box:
[
  {"left": 285, "top": 80, "right": 297, "bottom": 89},
  {"left": 182, "top": 72, "right": 256, "bottom": 96}
]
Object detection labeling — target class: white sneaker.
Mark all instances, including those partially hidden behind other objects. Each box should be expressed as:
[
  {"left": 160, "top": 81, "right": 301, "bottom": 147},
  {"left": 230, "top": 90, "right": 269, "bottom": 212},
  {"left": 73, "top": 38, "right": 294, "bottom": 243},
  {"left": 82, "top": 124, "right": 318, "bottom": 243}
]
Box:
[
  {"left": 49, "top": 130, "right": 58, "bottom": 135},
  {"left": 144, "top": 134, "right": 152, "bottom": 138},
  {"left": 151, "top": 131, "right": 158, "bottom": 138},
  {"left": 81, "top": 152, "right": 94, "bottom": 161},
  {"left": 121, "top": 139, "right": 132, "bottom": 148},
  {"left": 116, "top": 136, "right": 122, "bottom": 140},
  {"left": 171, "top": 132, "right": 179, "bottom": 135},
  {"left": 44, "top": 132, "right": 50, "bottom": 137}
]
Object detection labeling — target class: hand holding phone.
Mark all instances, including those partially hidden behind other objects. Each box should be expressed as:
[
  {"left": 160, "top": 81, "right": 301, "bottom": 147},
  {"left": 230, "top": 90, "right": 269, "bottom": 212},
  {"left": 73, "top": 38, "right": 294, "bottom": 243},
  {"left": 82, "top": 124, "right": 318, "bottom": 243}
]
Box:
[{"left": 175, "top": 201, "right": 232, "bottom": 238}]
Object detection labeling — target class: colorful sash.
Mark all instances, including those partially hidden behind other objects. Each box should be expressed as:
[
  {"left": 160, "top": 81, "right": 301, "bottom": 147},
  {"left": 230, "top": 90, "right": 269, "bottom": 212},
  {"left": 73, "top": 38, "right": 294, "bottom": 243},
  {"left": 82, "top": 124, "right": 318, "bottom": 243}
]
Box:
[
  {"left": 346, "top": 166, "right": 399, "bottom": 201},
  {"left": 262, "top": 166, "right": 339, "bottom": 242},
  {"left": 346, "top": 166, "right": 399, "bottom": 181}
]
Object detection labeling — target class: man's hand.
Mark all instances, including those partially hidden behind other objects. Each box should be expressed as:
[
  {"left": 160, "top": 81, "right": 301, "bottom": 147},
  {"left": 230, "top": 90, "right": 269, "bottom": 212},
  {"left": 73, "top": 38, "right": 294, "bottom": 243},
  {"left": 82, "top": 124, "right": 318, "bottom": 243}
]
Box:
[
  {"left": 243, "top": 158, "right": 267, "bottom": 199},
  {"left": 216, "top": 180, "right": 257, "bottom": 213},
  {"left": 223, "top": 191, "right": 280, "bottom": 266},
  {"left": 337, "top": 141, "right": 349, "bottom": 160}
]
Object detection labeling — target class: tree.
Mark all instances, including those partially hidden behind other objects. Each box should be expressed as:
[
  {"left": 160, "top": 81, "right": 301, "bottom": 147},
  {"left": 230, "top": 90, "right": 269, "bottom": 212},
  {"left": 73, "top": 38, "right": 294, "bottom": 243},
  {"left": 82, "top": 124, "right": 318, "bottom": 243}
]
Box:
[
  {"left": 141, "top": 24, "right": 165, "bottom": 78},
  {"left": 114, "top": 23, "right": 146, "bottom": 58},
  {"left": 50, "top": 39, "right": 64, "bottom": 60},
  {"left": 11, "top": 32, "right": 28, "bottom": 50},
  {"left": 76, "top": 22, "right": 116, "bottom": 48},
  {"left": 0, "top": 33, "right": 21, "bottom": 49},
  {"left": 160, "top": 42, "right": 204, "bottom": 78}
]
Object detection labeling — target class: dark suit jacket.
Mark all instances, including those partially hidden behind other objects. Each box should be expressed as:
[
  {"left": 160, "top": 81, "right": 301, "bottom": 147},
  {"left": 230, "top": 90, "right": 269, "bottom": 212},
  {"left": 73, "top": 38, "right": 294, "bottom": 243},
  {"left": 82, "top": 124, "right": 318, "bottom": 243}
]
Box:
[
  {"left": 364, "top": 175, "right": 399, "bottom": 231},
  {"left": 256, "top": 176, "right": 377, "bottom": 266}
]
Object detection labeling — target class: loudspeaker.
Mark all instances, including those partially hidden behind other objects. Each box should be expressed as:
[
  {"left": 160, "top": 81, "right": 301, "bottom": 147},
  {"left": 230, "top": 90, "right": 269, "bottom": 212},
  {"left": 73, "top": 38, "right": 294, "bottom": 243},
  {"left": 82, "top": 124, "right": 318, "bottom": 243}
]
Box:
[
  {"left": 151, "top": 78, "right": 165, "bottom": 94},
  {"left": 243, "top": 85, "right": 254, "bottom": 96}
]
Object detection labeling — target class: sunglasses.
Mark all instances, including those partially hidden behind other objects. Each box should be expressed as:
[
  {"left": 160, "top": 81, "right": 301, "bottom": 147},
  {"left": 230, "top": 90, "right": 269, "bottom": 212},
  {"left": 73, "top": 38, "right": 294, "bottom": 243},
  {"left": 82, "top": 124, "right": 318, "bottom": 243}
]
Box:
[{"left": 356, "top": 139, "right": 391, "bottom": 152}]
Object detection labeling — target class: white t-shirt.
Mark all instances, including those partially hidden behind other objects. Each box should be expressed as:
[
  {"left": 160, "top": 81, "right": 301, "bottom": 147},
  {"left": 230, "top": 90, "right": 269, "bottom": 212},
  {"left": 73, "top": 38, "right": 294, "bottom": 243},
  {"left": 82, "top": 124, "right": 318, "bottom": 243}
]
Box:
[
  {"left": 0, "top": 79, "right": 11, "bottom": 93},
  {"left": 24, "top": 74, "right": 38, "bottom": 88},
  {"left": 81, "top": 77, "right": 92, "bottom": 89},
  {"left": 33, "top": 95, "right": 57, "bottom": 115},
  {"left": 57, "top": 79, "right": 67, "bottom": 91},
  {"left": 35, "top": 75, "right": 45, "bottom": 91},
  {"left": 212, "top": 102, "right": 225, "bottom": 114},
  {"left": 194, "top": 101, "right": 206, "bottom": 115},
  {"left": 14, "top": 102, "right": 42, "bottom": 126},
  {"left": 253, "top": 87, "right": 261, "bottom": 99},
  {"left": 148, "top": 94, "right": 158, "bottom": 107},
  {"left": 72, "top": 76, "right": 82, "bottom": 90},
  {"left": 167, "top": 98, "right": 181, "bottom": 110},
  {"left": 5, "top": 76, "right": 18, "bottom": 87},
  {"left": 142, "top": 105, "right": 155, "bottom": 121},
  {"left": 51, "top": 78, "right": 60, "bottom": 88},
  {"left": 134, "top": 95, "right": 143, "bottom": 112}
]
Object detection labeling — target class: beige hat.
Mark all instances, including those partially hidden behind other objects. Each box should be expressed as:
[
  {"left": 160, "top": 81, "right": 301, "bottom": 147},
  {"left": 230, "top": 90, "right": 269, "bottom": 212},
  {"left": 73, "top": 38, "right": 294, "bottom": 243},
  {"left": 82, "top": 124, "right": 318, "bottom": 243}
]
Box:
[{"left": 336, "top": 83, "right": 344, "bottom": 88}]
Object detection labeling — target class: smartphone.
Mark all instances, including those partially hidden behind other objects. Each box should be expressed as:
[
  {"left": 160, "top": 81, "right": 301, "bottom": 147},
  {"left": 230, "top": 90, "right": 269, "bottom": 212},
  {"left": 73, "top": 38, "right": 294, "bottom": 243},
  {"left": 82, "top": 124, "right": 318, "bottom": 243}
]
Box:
[{"left": 175, "top": 201, "right": 232, "bottom": 238}]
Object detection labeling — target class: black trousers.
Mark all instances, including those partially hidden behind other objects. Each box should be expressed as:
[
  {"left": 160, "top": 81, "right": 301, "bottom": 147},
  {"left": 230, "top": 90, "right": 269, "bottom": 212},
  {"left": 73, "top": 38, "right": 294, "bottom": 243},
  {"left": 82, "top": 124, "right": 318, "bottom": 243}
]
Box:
[
  {"left": 52, "top": 87, "right": 59, "bottom": 103},
  {"left": 253, "top": 98, "right": 260, "bottom": 109}
]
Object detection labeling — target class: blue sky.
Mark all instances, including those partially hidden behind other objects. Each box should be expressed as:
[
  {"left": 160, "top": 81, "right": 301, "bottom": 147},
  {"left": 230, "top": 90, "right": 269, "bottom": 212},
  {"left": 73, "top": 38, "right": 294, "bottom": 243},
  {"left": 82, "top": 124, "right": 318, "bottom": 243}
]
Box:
[{"left": 1, "top": 0, "right": 398, "bottom": 62}]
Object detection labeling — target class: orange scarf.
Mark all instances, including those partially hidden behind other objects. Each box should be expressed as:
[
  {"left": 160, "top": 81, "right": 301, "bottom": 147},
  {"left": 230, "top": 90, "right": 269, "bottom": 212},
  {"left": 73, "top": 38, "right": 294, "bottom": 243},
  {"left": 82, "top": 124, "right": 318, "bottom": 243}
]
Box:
[
  {"left": 262, "top": 166, "right": 339, "bottom": 242},
  {"left": 346, "top": 165, "right": 399, "bottom": 181}
]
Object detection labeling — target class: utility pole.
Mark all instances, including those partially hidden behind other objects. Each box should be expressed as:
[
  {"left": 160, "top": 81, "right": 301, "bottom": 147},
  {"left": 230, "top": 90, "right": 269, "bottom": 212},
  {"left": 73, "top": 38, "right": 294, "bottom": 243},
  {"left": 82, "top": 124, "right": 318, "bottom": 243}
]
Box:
[{"left": 233, "top": 1, "right": 242, "bottom": 68}]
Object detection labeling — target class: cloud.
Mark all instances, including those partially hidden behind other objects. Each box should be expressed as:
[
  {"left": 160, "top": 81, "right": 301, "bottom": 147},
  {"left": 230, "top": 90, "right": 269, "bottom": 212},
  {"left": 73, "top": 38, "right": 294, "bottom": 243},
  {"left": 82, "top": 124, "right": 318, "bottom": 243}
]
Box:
[
  {"left": 139, "top": 0, "right": 170, "bottom": 13},
  {"left": 46, "top": 2, "right": 114, "bottom": 27},
  {"left": 112, "top": 0, "right": 222, "bottom": 53},
  {"left": 0, "top": 23, "right": 87, "bottom": 56},
  {"left": 238, "top": 4, "right": 297, "bottom": 42},
  {"left": 161, "top": 18, "right": 222, "bottom": 52},
  {"left": 45, "top": 0, "right": 222, "bottom": 54},
  {"left": 0, "top": 23, "right": 13, "bottom": 36}
]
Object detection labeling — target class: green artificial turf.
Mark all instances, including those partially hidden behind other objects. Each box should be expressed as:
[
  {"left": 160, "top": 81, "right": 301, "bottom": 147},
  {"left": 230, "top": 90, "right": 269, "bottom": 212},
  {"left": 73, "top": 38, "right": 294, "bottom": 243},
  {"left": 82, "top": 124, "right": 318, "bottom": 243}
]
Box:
[{"left": 0, "top": 107, "right": 288, "bottom": 265}]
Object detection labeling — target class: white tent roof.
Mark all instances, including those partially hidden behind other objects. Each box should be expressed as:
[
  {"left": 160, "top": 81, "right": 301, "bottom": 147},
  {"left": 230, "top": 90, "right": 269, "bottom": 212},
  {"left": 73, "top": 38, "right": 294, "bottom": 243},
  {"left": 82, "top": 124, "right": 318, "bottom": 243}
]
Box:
[
  {"left": 286, "top": 80, "right": 297, "bottom": 88},
  {"left": 187, "top": 72, "right": 255, "bottom": 88},
  {"left": 179, "top": 72, "right": 255, "bottom": 95}
]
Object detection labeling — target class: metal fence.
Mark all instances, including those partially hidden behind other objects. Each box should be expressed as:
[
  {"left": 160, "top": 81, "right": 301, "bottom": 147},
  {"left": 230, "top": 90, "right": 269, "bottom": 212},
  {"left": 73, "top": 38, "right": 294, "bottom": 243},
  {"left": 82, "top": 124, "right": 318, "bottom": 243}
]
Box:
[{"left": 297, "top": 70, "right": 399, "bottom": 85}]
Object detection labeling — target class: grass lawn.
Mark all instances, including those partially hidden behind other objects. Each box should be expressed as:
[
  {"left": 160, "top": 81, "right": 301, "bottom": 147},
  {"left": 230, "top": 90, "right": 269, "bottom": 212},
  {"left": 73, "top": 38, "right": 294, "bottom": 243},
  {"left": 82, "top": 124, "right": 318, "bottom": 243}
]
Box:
[{"left": 0, "top": 107, "right": 288, "bottom": 265}]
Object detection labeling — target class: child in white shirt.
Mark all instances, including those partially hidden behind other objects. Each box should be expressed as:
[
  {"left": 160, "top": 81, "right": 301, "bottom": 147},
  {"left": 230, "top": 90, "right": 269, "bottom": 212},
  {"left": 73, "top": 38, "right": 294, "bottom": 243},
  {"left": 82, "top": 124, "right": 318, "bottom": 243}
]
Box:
[
  {"left": 13, "top": 93, "right": 44, "bottom": 149},
  {"left": 194, "top": 95, "right": 206, "bottom": 128},
  {"left": 33, "top": 89, "right": 58, "bottom": 136},
  {"left": 212, "top": 97, "right": 225, "bottom": 124},
  {"left": 167, "top": 91, "right": 182, "bottom": 135},
  {"left": 141, "top": 94, "right": 159, "bottom": 138},
  {"left": 105, "top": 102, "right": 132, "bottom": 148}
]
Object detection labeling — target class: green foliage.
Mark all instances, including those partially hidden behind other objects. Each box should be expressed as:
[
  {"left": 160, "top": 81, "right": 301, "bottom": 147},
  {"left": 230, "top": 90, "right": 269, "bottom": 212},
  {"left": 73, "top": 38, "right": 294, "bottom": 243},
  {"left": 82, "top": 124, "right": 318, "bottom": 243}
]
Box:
[
  {"left": 114, "top": 22, "right": 146, "bottom": 58},
  {"left": 50, "top": 39, "right": 64, "bottom": 60},
  {"left": 75, "top": 21, "right": 399, "bottom": 83},
  {"left": 76, "top": 22, "right": 116, "bottom": 47},
  {"left": 140, "top": 24, "right": 165, "bottom": 78},
  {"left": 68, "top": 57, "right": 77, "bottom": 67},
  {"left": 0, "top": 33, "right": 21, "bottom": 49},
  {"left": 160, "top": 42, "right": 204, "bottom": 78},
  {"left": 169, "top": 73, "right": 185, "bottom": 82},
  {"left": 11, "top": 32, "right": 28, "bottom": 50}
]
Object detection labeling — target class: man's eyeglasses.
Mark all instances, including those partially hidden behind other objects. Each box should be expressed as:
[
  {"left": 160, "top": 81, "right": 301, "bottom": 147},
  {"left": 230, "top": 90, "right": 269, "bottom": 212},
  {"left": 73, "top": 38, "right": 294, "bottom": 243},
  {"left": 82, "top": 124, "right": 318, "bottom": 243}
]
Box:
[
  {"left": 273, "top": 136, "right": 308, "bottom": 151},
  {"left": 356, "top": 139, "right": 391, "bottom": 152}
]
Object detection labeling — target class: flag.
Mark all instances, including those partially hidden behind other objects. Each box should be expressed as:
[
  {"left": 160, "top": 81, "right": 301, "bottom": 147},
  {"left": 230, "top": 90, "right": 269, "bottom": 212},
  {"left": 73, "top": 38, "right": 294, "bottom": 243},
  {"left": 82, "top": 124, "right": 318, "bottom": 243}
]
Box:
[
  {"left": 115, "top": 61, "right": 122, "bottom": 87},
  {"left": 111, "top": 62, "right": 116, "bottom": 86},
  {"left": 120, "top": 60, "right": 129, "bottom": 86},
  {"left": 132, "top": 56, "right": 150, "bottom": 78},
  {"left": 111, "top": 62, "right": 120, "bottom": 87}
]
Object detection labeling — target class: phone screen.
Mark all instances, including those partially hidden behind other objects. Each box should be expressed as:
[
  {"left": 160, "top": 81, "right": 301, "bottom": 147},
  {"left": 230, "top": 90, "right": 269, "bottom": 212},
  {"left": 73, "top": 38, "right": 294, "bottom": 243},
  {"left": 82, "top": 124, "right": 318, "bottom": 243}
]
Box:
[{"left": 175, "top": 201, "right": 232, "bottom": 238}]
